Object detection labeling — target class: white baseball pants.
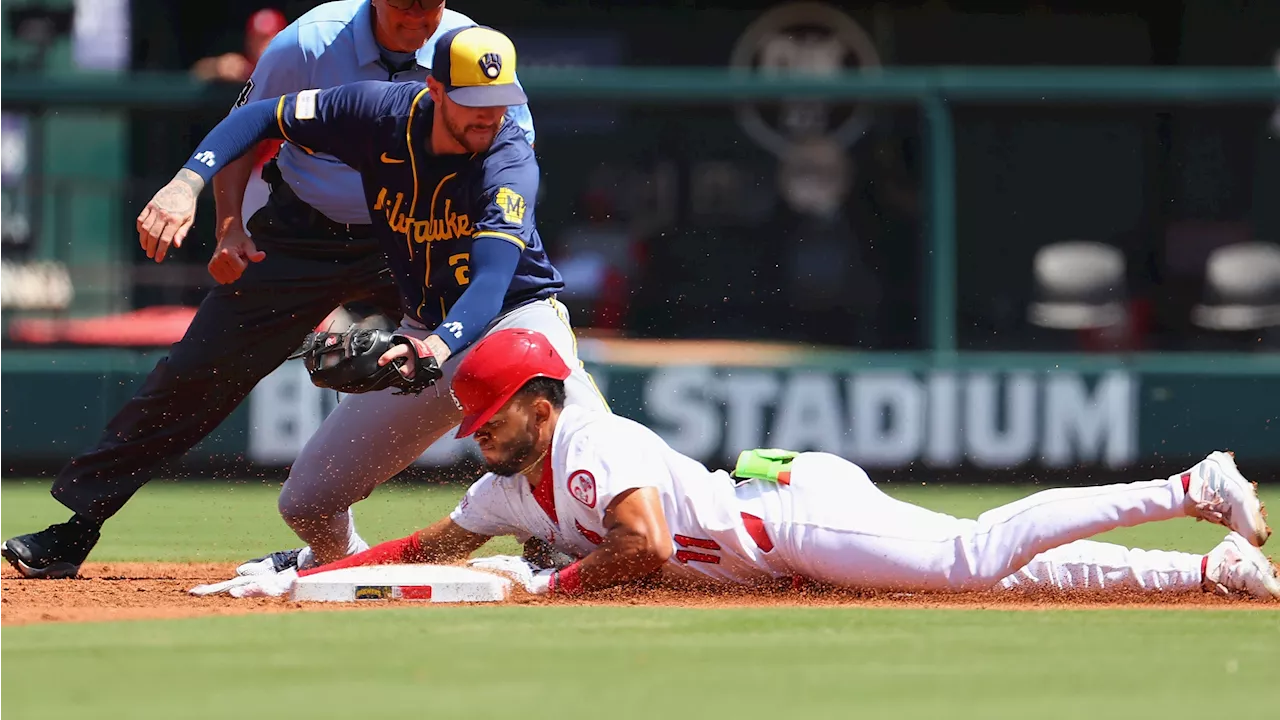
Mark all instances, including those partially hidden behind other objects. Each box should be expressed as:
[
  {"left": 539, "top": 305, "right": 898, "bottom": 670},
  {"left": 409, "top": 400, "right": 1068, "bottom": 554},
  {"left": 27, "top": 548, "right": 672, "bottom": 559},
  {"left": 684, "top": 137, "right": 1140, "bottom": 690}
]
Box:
[
  {"left": 756, "top": 453, "right": 1204, "bottom": 593},
  {"left": 277, "top": 298, "right": 608, "bottom": 565}
]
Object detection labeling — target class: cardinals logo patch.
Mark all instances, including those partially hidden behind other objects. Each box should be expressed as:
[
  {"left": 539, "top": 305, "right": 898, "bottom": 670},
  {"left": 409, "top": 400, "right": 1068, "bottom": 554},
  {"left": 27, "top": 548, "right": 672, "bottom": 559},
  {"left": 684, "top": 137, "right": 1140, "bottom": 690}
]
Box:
[{"left": 567, "top": 470, "right": 597, "bottom": 508}]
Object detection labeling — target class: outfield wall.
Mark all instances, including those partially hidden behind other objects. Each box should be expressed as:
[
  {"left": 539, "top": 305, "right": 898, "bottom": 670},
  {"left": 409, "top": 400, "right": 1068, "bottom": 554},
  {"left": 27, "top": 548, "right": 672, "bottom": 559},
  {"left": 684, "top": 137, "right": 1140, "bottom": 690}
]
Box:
[{"left": 3, "top": 345, "right": 1277, "bottom": 479}]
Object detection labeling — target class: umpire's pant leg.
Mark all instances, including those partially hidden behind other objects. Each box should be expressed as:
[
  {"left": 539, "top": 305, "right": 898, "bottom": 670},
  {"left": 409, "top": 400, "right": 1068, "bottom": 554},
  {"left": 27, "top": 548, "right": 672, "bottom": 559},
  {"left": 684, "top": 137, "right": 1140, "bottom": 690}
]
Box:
[{"left": 51, "top": 253, "right": 387, "bottom": 522}]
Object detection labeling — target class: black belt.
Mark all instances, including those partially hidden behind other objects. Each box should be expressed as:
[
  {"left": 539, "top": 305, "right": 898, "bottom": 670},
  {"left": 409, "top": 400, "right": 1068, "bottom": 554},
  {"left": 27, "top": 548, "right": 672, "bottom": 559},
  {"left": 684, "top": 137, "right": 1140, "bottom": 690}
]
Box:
[{"left": 261, "top": 159, "right": 374, "bottom": 241}]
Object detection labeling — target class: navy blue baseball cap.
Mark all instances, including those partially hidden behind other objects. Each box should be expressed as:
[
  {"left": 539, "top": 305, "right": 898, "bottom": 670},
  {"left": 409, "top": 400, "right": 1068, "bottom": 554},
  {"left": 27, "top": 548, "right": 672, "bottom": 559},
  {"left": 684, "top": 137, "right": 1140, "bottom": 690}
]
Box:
[{"left": 431, "top": 26, "right": 528, "bottom": 108}]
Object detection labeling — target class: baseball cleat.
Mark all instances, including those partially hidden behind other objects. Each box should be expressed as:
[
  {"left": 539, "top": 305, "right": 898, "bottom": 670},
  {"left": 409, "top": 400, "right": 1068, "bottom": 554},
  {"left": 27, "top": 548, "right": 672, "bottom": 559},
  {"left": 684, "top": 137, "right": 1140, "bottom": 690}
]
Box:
[
  {"left": 2, "top": 518, "right": 101, "bottom": 579},
  {"left": 1203, "top": 532, "right": 1280, "bottom": 600},
  {"left": 236, "top": 548, "right": 303, "bottom": 576},
  {"left": 1180, "top": 451, "right": 1270, "bottom": 547}
]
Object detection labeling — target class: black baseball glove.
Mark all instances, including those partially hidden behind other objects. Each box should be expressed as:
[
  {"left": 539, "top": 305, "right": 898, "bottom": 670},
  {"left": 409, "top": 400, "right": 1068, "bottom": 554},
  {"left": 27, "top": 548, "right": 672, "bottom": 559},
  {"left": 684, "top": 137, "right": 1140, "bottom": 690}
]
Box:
[
  {"left": 522, "top": 536, "right": 576, "bottom": 571},
  {"left": 288, "top": 328, "right": 443, "bottom": 395}
]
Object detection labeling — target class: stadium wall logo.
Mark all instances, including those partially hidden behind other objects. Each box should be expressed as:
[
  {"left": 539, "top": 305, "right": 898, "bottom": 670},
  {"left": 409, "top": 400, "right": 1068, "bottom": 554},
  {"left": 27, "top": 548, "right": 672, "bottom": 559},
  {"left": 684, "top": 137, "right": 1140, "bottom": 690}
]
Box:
[
  {"left": 643, "top": 368, "right": 1138, "bottom": 469},
  {"left": 729, "top": 2, "right": 881, "bottom": 157},
  {"left": 247, "top": 363, "right": 1137, "bottom": 470}
]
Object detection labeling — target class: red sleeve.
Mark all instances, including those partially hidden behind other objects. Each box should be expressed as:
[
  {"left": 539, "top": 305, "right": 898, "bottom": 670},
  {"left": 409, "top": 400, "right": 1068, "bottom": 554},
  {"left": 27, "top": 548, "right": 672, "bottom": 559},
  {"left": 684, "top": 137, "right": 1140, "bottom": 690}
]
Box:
[{"left": 297, "top": 533, "right": 423, "bottom": 577}]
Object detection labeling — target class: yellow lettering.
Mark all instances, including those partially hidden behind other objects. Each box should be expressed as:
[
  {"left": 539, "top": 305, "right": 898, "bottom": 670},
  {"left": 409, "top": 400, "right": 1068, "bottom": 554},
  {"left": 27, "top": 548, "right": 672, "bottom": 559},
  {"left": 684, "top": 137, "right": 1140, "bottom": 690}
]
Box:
[
  {"left": 370, "top": 175, "right": 474, "bottom": 247},
  {"left": 449, "top": 253, "right": 470, "bottom": 286},
  {"left": 387, "top": 192, "right": 405, "bottom": 225}
]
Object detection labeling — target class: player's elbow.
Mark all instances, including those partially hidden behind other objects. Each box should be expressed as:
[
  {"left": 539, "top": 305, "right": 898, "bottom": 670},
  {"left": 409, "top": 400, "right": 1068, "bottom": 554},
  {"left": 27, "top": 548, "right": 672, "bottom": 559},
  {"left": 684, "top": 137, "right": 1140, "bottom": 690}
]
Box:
[
  {"left": 604, "top": 487, "right": 674, "bottom": 577},
  {"left": 618, "top": 523, "right": 672, "bottom": 577},
  {"left": 646, "top": 529, "right": 674, "bottom": 567}
]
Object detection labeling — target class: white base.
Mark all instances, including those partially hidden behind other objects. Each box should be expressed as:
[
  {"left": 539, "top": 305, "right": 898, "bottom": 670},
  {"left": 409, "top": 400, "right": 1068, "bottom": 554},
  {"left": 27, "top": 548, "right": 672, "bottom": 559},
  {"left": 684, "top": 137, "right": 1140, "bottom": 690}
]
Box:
[{"left": 290, "top": 564, "right": 511, "bottom": 603}]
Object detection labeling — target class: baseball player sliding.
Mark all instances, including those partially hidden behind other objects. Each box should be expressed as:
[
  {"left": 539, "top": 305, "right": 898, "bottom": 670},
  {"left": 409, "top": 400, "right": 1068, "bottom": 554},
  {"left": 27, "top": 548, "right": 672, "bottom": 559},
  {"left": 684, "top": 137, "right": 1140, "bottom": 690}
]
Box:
[
  {"left": 194, "top": 329, "right": 1280, "bottom": 601},
  {"left": 137, "top": 26, "right": 608, "bottom": 573}
]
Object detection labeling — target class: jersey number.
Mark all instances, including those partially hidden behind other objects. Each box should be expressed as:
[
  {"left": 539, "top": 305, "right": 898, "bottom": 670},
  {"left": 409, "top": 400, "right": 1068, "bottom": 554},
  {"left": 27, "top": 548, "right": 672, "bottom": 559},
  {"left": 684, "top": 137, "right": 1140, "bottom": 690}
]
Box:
[
  {"left": 674, "top": 534, "right": 721, "bottom": 565},
  {"left": 449, "top": 253, "right": 470, "bottom": 286}
]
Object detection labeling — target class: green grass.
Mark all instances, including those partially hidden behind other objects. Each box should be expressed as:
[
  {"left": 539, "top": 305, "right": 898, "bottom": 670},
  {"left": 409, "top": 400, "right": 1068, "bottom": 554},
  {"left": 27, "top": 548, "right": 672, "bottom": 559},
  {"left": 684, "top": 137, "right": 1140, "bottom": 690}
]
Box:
[
  {"left": 4, "top": 605, "right": 1278, "bottom": 719},
  {"left": 3, "top": 479, "right": 1279, "bottom": 719}
]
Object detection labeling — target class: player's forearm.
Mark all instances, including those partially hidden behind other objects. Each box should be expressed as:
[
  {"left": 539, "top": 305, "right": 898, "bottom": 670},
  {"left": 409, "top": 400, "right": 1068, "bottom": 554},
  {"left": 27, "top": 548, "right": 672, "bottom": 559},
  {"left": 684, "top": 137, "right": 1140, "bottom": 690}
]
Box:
[
  {"left": 297, "top": 533, "right": 423, "bottom": 577},
  {"left": 552, "top": 523, "right": 671, "bottom": 594},
  {"left": 165, "top": 169, "right": 207, "bottom": 199},
  {"left": 296, "top": 519, "right": 486, "bottom": 577},
  {"left": 434, "top": 237, "right": 521, "bottom": 355},
  {"left": 182, "top": 98, "right": 283, "bottom": 185},
  {"left": 211, "top": 153, "right": 257, "bottom": 239}
]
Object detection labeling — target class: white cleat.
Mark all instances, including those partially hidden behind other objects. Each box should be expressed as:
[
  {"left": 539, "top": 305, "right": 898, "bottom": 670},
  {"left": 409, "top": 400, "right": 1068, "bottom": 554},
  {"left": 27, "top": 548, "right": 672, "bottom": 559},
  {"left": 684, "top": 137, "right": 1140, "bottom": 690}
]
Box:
[
  {"left": 1180, "top": 451, "right": 1270, "bottom": 547},
  {"left": 1203, "top": 533, "right": 1280, "bottom": 600}
]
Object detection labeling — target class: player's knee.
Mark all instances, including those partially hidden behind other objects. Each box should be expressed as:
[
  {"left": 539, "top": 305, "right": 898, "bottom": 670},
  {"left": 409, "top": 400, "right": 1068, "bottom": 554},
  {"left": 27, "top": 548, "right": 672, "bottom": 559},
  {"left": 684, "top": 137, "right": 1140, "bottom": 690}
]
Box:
[
  {"left": 277, "top": 482, "right": 336, "bottom": 529},
  {"left": 278, "top": 467, "right": 368, "bottom": 529},
  {"left": 955, "top": 542, "right": 1035, "bottom": 589},
  {"left": 277, "top": 489, "right": 310, "bottom": 530}
]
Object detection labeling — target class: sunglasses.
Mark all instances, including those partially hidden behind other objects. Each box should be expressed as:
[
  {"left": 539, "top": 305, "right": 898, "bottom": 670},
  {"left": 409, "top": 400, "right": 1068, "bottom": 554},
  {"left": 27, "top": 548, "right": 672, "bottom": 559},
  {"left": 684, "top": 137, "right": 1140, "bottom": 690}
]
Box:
[{"left": 383, "top": 0, "right": 445, "bottom": 10}]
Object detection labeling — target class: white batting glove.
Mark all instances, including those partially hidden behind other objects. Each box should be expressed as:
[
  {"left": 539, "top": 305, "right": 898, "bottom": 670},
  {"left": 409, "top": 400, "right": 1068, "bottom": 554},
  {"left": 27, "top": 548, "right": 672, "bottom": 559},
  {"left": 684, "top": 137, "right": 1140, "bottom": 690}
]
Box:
[
  {"left": 190, "top": 568, "right": 298, "bottom": 598},
  {"left": 527, "top": 568, "right": 554, "bottom": 595},
  {"left": 467, "top": 555, "right": 536, "bottom": 585},
  {"left": 467, "top": 555, "right": 555, "bottom": 595}
]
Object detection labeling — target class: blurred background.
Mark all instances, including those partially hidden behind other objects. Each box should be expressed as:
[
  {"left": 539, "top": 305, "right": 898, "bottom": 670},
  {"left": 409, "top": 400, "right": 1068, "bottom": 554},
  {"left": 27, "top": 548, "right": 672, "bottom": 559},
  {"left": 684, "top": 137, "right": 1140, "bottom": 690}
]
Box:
[{"left": 2, "top": 0, "right": 1278, "bottom": 480}]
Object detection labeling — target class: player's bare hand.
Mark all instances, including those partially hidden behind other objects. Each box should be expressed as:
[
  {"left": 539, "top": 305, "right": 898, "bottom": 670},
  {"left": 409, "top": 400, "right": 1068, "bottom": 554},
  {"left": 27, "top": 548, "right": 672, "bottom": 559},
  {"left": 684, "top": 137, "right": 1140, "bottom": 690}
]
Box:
[
  {"left": 378, "top": 334, "right": 449, "bottom": 380},
  {"left": 378, "top": 343, "right": 416, "bottom": 379},
  {"left": 207, "top": 227, "right": 267, "bottom": 284},
  {"left": 137, "top": 169, "right": 204, "bottom": 263}
]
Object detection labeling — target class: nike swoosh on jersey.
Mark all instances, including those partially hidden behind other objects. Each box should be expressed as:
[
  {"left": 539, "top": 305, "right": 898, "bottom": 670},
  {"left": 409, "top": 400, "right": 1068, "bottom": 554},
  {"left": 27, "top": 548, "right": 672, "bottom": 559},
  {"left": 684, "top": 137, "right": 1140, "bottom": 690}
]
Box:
[{"left": 380, "top": 152, "right": 405, "bottom": 164}]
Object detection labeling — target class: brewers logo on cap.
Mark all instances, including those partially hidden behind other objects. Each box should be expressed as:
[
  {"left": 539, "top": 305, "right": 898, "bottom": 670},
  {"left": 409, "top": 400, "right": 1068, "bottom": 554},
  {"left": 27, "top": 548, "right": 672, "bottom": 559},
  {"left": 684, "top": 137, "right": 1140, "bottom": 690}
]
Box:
[
  {"left": 431, "top": 26, "right": 528, "bottom": 108},
  {"left": 478, "top": 52, "right": 503, "bottom": 79}
]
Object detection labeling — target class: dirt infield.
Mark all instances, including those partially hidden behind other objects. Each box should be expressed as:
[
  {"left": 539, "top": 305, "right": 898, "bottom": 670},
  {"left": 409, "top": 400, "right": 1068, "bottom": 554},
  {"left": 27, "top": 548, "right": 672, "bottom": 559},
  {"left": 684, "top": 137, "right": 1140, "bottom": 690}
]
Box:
[{"left": 2, "top": 562, "right": 1273, "bottom": 626}]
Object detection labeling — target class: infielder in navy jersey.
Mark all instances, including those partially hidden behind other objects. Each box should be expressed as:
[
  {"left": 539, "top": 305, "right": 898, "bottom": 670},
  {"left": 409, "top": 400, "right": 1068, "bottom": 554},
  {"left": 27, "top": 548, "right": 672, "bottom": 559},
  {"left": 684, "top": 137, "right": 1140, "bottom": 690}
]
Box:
[
  {"left": 136, "top": 26, "right": 609, "bottom": 571},
  {"left": 3, "top": 1, "right": 539, "bottom": 581},
  {"left": 177, "top": 76, "right": 558, "bottom": 354}
]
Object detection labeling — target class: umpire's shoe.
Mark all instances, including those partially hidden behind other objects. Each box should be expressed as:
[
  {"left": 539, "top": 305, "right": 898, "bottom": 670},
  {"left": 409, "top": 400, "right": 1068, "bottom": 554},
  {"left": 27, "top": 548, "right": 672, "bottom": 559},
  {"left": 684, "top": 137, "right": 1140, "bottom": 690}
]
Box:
[{"left": 2, "top": 516, "right": 101, "bottom": 579}]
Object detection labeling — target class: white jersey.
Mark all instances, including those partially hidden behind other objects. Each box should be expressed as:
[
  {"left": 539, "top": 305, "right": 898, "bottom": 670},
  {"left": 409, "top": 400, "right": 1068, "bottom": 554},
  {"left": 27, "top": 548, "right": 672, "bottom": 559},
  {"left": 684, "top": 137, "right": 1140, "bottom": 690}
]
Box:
[
  {"left": 450, "top": 405, "right": 787, "bottom": 585},
  {"left": 451, "top": 406, "right": 1215, "bottom": 597}
]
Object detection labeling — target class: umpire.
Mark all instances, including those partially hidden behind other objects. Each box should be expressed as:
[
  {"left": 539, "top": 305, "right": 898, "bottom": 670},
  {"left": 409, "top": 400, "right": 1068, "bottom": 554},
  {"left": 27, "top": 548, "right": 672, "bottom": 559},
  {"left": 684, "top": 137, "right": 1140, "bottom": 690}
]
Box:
[{"left": 2, "top": 0, "right": 535, "bottom": 579}]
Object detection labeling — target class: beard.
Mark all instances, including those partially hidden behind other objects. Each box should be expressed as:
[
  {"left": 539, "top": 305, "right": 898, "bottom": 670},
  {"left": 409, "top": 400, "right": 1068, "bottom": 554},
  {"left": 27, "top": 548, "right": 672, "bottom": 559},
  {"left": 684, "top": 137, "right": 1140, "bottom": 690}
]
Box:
[
  {"left": 483, "top": 427, "right": 541, "bottom": 477},
  {"left": 442, "top": 106, "right": 499, "bottom": 153}
]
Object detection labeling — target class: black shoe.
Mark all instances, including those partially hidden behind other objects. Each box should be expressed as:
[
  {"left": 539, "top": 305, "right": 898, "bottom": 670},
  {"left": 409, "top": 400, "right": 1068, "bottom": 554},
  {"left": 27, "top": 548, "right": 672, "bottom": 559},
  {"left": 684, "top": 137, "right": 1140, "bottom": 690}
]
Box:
[
  {"left": 2, "top": 517, "right": 101, "bottom": 579},
  {"left": 237, "top": 548, "right": 302, "bottom": 576}
]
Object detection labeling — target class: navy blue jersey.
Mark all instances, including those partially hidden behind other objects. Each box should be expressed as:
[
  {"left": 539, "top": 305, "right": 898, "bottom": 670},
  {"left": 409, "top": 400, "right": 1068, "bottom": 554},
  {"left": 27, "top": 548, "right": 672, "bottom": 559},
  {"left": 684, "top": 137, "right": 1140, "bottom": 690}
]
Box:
[{"left": 271, "top": 81, "right": 561, "bottom": 334}]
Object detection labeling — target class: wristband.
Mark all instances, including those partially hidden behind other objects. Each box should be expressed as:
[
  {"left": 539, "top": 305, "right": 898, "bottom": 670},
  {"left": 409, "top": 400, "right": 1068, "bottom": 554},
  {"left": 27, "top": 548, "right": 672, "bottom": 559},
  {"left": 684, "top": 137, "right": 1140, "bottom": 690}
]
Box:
[{"left": 551, "top": 561, "right": 584, "bottom": 595}]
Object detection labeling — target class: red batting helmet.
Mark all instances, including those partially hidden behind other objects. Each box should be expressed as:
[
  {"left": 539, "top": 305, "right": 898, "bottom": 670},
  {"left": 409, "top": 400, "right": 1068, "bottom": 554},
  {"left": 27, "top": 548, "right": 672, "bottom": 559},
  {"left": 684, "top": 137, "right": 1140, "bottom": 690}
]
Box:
[{"left": 452, "top": 328, "right": 571, "bottom": 438}]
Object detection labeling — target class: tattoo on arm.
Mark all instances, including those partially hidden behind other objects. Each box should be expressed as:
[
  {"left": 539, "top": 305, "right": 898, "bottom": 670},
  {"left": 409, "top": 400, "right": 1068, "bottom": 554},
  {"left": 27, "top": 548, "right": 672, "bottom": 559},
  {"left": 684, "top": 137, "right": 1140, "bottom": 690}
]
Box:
[
  {"left": 174, "top": 168, "right": 206, "bottom": 195},
  {"left": 147, "top": 169, "right": 207, "bottom": 220}
]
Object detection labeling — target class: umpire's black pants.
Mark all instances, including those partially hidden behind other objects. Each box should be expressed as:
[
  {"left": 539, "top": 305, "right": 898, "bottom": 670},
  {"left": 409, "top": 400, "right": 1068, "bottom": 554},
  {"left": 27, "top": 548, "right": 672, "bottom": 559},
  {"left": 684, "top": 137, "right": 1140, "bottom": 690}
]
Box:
[{"left": 51, "top": 188, "right": 400, "bottom": 522}]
